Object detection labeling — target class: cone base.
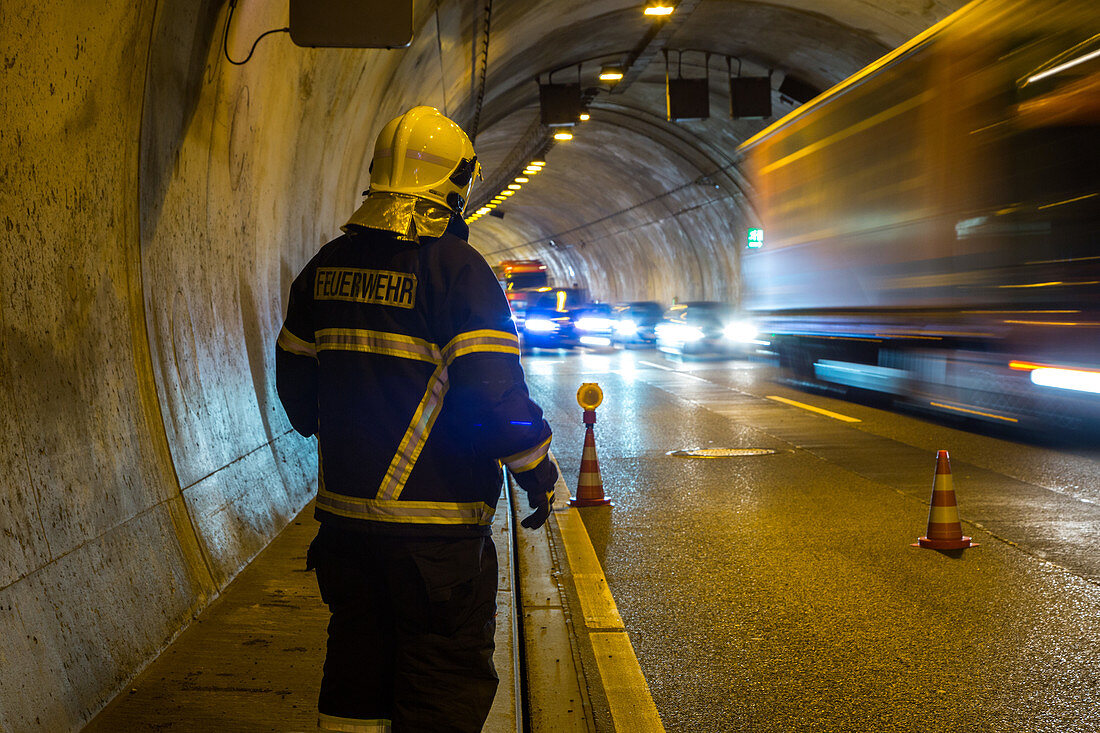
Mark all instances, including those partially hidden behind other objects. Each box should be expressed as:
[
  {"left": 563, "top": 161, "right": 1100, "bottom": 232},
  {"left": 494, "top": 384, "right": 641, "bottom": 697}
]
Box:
[
  {"left": 570, "top": 497, "right": 612, "bottom": 507},
  {"left": 913, "top": 536, "right": 977, "bottom": 550}
]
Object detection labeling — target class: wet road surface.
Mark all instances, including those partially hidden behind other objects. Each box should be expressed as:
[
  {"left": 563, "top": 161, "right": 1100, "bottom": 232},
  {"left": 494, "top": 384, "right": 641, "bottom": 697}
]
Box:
[{"left": 526, "top": 348, "right": 1100, "bottom": 733}]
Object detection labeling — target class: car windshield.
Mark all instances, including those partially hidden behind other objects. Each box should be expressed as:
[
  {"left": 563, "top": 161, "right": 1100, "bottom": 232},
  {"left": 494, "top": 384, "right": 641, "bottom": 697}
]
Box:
[
  {"left": 533, "top": 289, "right": 586, "bottom": 311},
  {"left": 507, "top": 272, "right": 547, "bottom": 290},
  {"left": 577, "top": 303, "right": 611, "bottom": 317},
  {"left": 628, "top": 302, "right": 662, "bottom": 319},
  {"left": 689, "top": 303, "right": 735, "bottom": 323},
  {"left": 666, "top": 302, "right": 734, "bottom": 324}
]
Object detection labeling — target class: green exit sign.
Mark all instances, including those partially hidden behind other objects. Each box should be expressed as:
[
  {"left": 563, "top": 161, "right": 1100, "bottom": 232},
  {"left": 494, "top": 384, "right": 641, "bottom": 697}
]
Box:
[{"left": 747, "top": 228, "right": 764, "bottom": 248}]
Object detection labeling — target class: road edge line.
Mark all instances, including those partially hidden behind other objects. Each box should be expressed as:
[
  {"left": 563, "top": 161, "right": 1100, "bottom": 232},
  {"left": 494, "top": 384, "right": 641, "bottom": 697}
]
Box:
[{"left": 553, "top": 506, "right": 665, "bottom": 732}]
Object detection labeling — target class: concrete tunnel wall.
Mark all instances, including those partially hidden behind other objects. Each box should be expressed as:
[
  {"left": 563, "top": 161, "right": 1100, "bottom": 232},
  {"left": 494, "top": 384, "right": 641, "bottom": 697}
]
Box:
[{"left": 0, "top": 0, "right": 957, "bottom": 729}]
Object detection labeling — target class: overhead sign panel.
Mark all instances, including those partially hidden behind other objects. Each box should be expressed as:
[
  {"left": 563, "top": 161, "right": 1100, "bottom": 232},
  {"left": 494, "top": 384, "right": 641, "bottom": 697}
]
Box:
[
  {"left": 778, "top": 73, "right": 821, "bottom": 105},
  {"left": 667, "top": 77, "right": 710, "bottom": 121},
  {"left": 290, "top": 0, "right": 413, "bottom": 49},
  {"left": 539, "top": 83, "right": 583, "bottom": 126},
  {"left": 730, "top": 77, "right": 772, "bottom": 119}
]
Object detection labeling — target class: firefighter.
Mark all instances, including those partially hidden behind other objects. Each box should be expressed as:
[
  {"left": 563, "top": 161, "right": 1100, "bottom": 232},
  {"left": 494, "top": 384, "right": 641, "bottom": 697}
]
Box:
[{"left": 276, "top": 106, "right": 558, "bottom": 732}]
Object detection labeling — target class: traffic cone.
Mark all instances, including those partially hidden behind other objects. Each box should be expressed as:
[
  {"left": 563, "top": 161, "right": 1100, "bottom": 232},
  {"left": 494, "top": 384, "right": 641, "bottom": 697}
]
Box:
[
  {"left": 912, "top": 450, "right": 977, "bottom": 550},
  {"left": 571, "top": 410, "right": 611, "bottom": 507}
]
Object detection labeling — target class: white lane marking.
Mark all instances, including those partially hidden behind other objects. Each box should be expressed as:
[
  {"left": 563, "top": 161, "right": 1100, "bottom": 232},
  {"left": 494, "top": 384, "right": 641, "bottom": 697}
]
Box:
[
  {"left": 638, "top": 360, "right": 674, "bottom": 371},
  {"left": 766, "top": 395, "right": 862, "bottom": 423},
  {"left": 638, "top": 360, "right": 713, "bottom": 384}
]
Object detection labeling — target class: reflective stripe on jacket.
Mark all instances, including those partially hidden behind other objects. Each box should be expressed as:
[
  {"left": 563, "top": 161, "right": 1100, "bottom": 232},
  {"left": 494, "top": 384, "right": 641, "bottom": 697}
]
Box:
[{"left": 276, "top": 216, "right": 554, "bottom": 536}]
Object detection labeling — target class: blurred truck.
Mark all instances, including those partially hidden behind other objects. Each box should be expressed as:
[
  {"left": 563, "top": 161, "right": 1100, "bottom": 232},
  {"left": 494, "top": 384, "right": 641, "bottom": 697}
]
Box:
[
  {"left": 494, "top": 259, "right": 548, "bottom": 291},
  {"left": 739, "top": 0, "right": 1100, "bottom": 428}
]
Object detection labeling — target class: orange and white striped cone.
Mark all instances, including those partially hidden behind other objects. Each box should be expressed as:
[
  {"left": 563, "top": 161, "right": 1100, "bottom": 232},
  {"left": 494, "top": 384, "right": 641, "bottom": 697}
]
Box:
[
  {"left": 913, "top": 450, "right": 977, "bottom": 550},
  {"left": 570, "top": 410, "right": 611, "bottom": 507}
]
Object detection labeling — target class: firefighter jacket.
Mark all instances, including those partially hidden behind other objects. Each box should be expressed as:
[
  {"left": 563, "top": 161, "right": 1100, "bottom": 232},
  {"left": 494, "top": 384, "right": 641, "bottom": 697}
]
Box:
[{"left": 276, "top": 205, "right": 556, "bottom": 537}]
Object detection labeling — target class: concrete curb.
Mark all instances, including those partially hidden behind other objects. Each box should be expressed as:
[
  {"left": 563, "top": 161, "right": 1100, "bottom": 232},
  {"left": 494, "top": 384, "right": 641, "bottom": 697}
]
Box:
[{"left": 510, "top": 454, "right": 595, "bottom": 732}]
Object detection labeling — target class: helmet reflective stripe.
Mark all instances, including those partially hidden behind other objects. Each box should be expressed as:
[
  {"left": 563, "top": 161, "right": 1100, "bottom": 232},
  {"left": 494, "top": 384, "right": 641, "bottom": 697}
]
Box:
[
  {"left": 372, "top": 148, "right": 458, "bottom": 169},
  {"left": 368, "top": 106, "right": 479, "bottom": 214}
]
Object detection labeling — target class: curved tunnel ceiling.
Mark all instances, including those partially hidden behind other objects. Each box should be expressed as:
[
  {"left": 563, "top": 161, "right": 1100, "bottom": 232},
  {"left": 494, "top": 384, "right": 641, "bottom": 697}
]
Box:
[
  {"left": 0, "top": 0, "right": 965, "bottom": 729},
  {"left": 465, "top": 0, "right": 952, "bottom": 302}
]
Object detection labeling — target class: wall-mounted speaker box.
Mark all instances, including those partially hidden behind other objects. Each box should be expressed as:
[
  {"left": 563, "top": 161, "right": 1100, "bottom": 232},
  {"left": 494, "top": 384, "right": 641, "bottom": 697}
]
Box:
[
  {"left": 539, "top": 83, "right": 583, "bottom": 127},
  {"left": 667, "top": 77, "right": 710, "bottom": 121},
  {"left": 730, "top": 77, "right": 772, "bottom": 119},
  {"left": 778, "top": 74, "right": 821, "bottom": 105},
  {"left": 290, "top": 0, "right": 413, "bottom": 49}
]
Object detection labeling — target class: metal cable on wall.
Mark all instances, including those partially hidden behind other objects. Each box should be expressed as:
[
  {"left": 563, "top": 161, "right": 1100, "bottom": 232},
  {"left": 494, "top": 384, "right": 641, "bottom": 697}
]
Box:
[{"left": 469, "top": 0, "right": 493, "bottom": 143}]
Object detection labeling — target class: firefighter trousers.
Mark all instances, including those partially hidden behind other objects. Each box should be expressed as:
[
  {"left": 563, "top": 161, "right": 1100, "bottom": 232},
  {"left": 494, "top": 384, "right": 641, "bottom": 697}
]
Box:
[{"left": 307, "top": 525, "right": 499, "bottom": 732}]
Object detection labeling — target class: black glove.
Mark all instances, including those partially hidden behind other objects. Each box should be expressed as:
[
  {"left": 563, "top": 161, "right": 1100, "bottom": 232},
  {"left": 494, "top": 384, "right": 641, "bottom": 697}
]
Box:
[
  {"left": 514, "top": 457, "right": 558, "bottom": 530},
  {"left": 521, "top": 488, "right": 555, "bottom": 530}
]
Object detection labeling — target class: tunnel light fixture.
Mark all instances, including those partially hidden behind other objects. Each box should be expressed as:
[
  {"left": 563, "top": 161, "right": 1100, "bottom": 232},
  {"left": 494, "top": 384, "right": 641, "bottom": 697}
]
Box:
[
  {"left": 514, "top": 177, "right": 529, "bottom": 184},
  {"left": 502, "top": 190, "right": 515, "bottom": 196},
  {"left": 644, "top": 4, "right": 675, "bottom": 16},
  {"left": 579, "top": 112, "right": 591, "bottom": 121},
  {"left": 553, "top": 131, "right": 574, "bottom": 140},
  {"left": 529, "top": 160, "right": 546, "bottom": 167},
  {"left": 599, "top": 66, "right": 624, "bottom": 82},
  {"left": 523, "top": 167, "right": 541, "bottom": 175},
  {"left": 508, "top": 183, "right": 522, "bottom": 190},
  {"left": 476, "top": 207, "right": 490, "bottom": 215}
]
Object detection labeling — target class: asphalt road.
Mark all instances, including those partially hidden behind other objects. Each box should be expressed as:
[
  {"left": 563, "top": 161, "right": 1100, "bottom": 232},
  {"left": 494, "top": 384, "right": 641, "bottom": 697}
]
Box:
[{"left": 524, "top": 348, "right": 1100, "bottom": 733}]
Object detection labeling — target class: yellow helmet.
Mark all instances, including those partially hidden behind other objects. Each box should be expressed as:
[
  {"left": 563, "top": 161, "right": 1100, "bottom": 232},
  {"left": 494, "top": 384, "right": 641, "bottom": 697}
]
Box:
[{"left": 368, "top": 106, "right": 481, "bottom": 215}]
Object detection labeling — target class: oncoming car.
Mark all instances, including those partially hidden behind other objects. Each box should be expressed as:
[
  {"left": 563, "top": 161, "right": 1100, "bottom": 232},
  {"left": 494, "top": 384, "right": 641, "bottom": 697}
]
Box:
[
  {"left": 571, "top": 303, "right": 615, "bottom": 348},
  {"left": 520, "top": 288, "right": 607, "bottom": 349},
  {"left": 611, "top": 301, "right": 663, "bottom": 346},
  {"left": 655, "top": 302, "right": 760, "bottom": 358}
]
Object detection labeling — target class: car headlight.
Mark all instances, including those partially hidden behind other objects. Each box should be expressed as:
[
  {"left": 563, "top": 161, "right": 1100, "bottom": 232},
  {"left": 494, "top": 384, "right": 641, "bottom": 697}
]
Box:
[
  {"left": 615, "top": 319, "right": 638, "bottom": 336},
  {"left": 681, "top": 325, "right": 705, "bottom": 342},
  {"left": 723, "top": 321, "right": 757, "bottom": 343},
  {"left": 576, "top": 317, "right": 612, "bottom": 332},
  {"left": 525, "top": 318, "right": 558, "bottom": 333},
  {"left": 657, "top": 323, "right": 704, "bottom": 342}
]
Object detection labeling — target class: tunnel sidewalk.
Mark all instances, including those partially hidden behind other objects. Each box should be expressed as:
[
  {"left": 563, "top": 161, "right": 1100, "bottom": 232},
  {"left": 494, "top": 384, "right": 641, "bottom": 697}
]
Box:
[{"left": 83, "top": 494, "right": 524, "bottom": 732}]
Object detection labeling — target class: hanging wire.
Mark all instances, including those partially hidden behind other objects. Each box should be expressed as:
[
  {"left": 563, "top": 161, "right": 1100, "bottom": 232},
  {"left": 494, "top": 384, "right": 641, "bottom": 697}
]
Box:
[
  {"left": 433, "top": 0, "right": 449, "bottom": 116},
  {"left": 222, "top": 0, "right": 288, "bottom": 66},
  {"left": 469, "top": 0, "right": 494, "bottom": 143}
]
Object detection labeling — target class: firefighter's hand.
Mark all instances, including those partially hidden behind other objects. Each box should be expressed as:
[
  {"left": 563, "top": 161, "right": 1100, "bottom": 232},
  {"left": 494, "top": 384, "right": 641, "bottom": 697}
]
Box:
[{"left": 521, "top": 489, "right": 554, "bottom": 530}]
